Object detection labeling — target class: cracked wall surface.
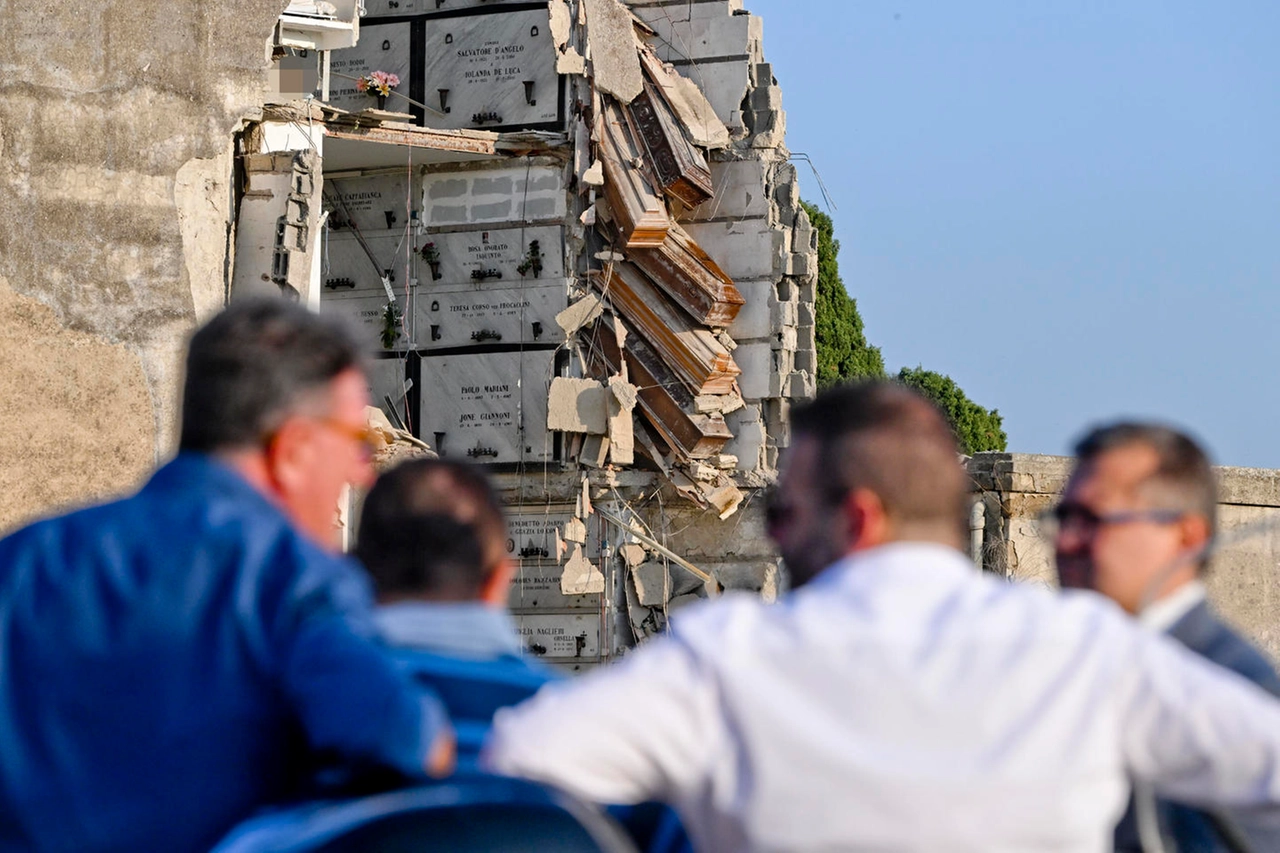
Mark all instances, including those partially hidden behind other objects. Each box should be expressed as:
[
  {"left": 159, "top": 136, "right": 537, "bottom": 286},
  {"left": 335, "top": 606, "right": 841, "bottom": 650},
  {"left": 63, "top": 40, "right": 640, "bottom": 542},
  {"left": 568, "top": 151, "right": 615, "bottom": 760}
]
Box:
[{"left": 0, "top": 0, "right": 282, "bottom": 532}]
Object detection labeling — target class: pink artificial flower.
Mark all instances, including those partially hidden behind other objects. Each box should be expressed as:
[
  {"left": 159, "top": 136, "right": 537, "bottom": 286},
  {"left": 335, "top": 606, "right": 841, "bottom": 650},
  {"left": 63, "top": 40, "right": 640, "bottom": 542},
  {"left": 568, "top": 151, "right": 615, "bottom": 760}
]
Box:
[{"left": 356, "top": 77, "right": 368, "bottom": 92}]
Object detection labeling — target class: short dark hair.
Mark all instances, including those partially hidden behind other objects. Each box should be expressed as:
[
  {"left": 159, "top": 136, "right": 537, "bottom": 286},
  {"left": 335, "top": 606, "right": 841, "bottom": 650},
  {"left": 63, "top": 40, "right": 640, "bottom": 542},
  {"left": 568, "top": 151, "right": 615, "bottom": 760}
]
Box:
[
  {"left": 179, "top": 299, "right": 364, "bottom": 452},
  {"left": 791, "top": 381, "right": 969, "bottom": 536},
  {"left": 1074, "top": 422, "right": 1217, "bottom": 539},
  {"left": 355, "top": 458, "right": 509, "bottom": 600}
]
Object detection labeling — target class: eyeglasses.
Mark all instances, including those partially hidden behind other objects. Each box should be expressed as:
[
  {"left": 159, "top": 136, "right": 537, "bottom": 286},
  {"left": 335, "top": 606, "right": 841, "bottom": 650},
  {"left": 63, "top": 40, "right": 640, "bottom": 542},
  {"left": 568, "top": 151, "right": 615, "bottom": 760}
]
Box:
[
  {"left": 1038, "top": 503, "right": 1185, "bottom": 537},
  {"left": 309, "top": 417, "right": 379, "bottom": 456}
]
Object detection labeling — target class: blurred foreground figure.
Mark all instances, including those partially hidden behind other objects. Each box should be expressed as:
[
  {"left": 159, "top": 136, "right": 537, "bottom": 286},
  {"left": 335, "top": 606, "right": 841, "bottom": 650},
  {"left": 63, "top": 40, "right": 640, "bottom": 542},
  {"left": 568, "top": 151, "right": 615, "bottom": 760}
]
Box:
[
  {"left": 486, "top": 381, "right": 1280, "bottom": 852},
  {"left": 1056, "top": 422, "right": 1280, "bottom": 852},
  {"left": 356, "top": 458, "right": 555, "bottom": 770},
  {"left": 0, "top": 299, "right": 451, "bottom": 853}
]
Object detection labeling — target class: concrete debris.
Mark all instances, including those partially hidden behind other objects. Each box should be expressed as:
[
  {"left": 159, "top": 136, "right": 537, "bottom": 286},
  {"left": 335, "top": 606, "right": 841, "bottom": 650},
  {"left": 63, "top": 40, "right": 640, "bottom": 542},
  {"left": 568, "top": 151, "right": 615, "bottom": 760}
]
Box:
[
  {"left": 548, "top": 0, "right": 572, "bottom": 49},
  {"left": 580, "top": 434, "right": 611, "bottom": 468},
  {"left": 667, "top": 592, "right": 703, "bottom": 612},
  {"left": 702, "top": 475, "right": 745, "bottom": 519},
  {"left": 366, "top": 405, "right": 435, "bottom": 472},
  {"left": 694, "top": 393, "right": 746, "bottom": 415},
  {"left": 594, "top": 249, "right": 625, "bottom": 262},
  {"left": 631, "top": 561, "right": 668, "bottom": 607},
  {"left": 583, "top": 0, "right": 645, "bottom": 102},
  {"left": 555, "top": 292, "right": 605, "bottom": 336},
  {"left": 556, "top": 47, "right": 586, "bottom": 76},
  {"left": 582, "top": 159, "right": 605, "bottom": 186},
  {"left": 713, "top": 454, "right": 739, "bottom": 469},
  {"left": 560, "top": 543, "right": 605, "bottom": 595},
  {"left": 563, "top": 515, "right": 588, "bottom": 545},
  {"left": 579, "top": 204, "right": 597, "bottom": 226},
  {"left": 547, "top": 377, "right": 609, "bottom": 434},
  {"left": 691, "top": 462, "right": 719, "bottom": 482},
  {"left": 620, "top": 542, "right": 647, "bottom": 569},
  {"left": 555, "top": 526, "right": 566, "bottom": 562},
  {"left": 579, "top": 476, "right": 593, "bottom": 518},
  {"left": 607, "top": 375, "right": 638, "bottom": 466},
  {"left": 638, "top": 49, "right": 731, "bottom": 149}
]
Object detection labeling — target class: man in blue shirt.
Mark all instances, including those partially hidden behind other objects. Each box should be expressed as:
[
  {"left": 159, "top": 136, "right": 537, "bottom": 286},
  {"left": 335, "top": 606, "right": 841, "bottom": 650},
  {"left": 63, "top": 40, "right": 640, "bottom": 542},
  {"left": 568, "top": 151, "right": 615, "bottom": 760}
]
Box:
[
  {"left": 354, "top": 458, "right": 555, "bottom": 770},
  {"left": 0, "top": 299, "right": 452, "bottom": 853}
]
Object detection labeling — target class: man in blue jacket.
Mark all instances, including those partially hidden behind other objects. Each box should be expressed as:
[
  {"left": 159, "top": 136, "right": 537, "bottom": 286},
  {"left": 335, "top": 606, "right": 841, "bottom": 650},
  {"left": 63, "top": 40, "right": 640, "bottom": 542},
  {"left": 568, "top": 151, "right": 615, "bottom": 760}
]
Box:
[
  {"left": 355, "top": 457, "right": 555, "bottom": 770},
  {"left": 0, "top": 299, "right": 452, "bottom": 853},
  {"left": 1055, "top": 421, "right": 1280, "bottom": 852}
]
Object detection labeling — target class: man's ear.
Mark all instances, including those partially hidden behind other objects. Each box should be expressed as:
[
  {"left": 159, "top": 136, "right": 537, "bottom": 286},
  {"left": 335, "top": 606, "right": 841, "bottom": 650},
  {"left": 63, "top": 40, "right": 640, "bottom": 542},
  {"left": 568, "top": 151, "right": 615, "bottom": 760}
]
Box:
[
  {"left": 264, "top": 418, "right": 312, "bottom": 498},
  {"left": 842, "top": 487, "right": 891, "bottom": 551},
  {"left": 1177, "top": 513, "right": 1213, "bottom": 557},
  {"left": 479, "top": 557, "right": 516, "bottom": 607}
]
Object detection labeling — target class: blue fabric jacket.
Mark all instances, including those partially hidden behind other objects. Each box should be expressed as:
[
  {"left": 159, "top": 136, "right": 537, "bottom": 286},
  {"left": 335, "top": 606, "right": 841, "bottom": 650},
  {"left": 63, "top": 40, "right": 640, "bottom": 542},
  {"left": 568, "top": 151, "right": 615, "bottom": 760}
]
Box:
[{"left": 0, "top": 454, "right": 447, "bottom": 853}]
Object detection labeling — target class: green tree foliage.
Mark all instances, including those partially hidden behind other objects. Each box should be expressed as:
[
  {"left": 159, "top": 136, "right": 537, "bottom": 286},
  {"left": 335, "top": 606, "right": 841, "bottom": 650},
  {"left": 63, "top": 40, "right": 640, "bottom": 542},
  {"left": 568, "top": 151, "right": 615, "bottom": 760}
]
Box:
[
  {"left": 802, "top": 201, "right": 885, "bottom": 386},
  {"left": 896, "top": 366, "right": 1008, "bottom": 454},
  {"left": 803, "top": 199, "right": 1008, "bottom": 453}
]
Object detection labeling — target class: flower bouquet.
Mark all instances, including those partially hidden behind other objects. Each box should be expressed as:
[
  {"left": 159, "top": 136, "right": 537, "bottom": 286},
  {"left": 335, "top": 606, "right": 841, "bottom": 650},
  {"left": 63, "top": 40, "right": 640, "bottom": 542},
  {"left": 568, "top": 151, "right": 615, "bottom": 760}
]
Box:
[{"left": 356, "top": 70, "right": 401, "bottom": 109}]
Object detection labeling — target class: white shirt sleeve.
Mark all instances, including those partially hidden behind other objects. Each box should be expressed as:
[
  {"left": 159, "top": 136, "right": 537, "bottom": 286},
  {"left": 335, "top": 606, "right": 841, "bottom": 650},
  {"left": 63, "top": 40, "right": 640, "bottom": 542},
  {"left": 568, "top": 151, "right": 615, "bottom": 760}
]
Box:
[
  {"left": 1118, "top": 623, "right": 1280, "bottom": 810},
  {"left": 483, "top": 631, "right": 721, "bottom": 805}
]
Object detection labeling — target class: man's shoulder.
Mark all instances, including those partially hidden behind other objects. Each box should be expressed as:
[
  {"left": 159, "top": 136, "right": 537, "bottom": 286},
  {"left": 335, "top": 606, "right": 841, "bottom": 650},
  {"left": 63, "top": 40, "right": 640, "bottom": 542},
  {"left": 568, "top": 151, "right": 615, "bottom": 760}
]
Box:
[{"left": 1172, "top": 602, "right": 1280, "bottom": 695}]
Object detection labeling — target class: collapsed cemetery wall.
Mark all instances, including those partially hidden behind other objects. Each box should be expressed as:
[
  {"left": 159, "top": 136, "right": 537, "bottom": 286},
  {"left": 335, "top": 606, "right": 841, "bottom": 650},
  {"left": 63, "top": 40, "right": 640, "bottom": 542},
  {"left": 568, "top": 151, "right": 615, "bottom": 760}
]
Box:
[{"left": 0, "top": 1, "right": 284, "bottom": 532}]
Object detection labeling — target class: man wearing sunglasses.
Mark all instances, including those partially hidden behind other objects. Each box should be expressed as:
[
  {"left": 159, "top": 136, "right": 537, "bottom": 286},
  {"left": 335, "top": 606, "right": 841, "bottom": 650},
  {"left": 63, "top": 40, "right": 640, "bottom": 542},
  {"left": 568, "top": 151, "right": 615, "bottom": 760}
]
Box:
[
  {"left": 1054, "top": 422, "right": 1280, "bottom": 852},
  {"left": 0, "top": 298, "right": 452, "bottom": 853},
  {"left": 487, "top": 381, "right": 1280, "bottom": 852}
]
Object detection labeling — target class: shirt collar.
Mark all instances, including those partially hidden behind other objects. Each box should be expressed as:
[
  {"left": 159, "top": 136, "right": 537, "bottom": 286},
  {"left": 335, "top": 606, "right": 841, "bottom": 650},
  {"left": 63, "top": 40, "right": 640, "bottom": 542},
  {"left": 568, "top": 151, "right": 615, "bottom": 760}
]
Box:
[
  {"left": 1139, "top": 580, "right": 1207, "bottom": 633},
  {"left": 809, "top": 541, "right": 976, "bottom": 591},
  {"left": 375, "top": 601, "right": 524, "bottom": 659}
]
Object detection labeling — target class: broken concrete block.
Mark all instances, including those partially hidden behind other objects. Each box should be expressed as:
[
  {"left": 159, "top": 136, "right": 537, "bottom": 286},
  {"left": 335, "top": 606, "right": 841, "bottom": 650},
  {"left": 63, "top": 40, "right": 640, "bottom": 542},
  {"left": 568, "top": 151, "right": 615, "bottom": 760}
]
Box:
[
  {"left": 561, "top": 544, "right": 605, "bottom": 595},
  {"left": 555, "top": 292, "right": 604, "bottom": 335},
  {"left": 580, "top": 434, "right": 611, "bottom": 467},
  {"left": 583, "top": 0, "right": 644, "bottom": 102},
  {"left": 581, "top": 159, "right": 605, "bottom": 187},
  {"left": 556, "top": 47, "right": 587, "bottom": 76},
  {"left": 620, "top": 543, "right": 647, "bottom": 568},
  {"left": 702, "top": 478, "right": 744, "bottom": 519},
  {"left": 667, "top": 592, "right": 703, "bottom": 612},
  {"left": 713, "top": 453, "right": 738, "bottom": 469},
  {"left": 691, "top": 462, "right": 718, "bottom": 482},
  {"left": 563, "top": 516, "right": 588, "bottom": 545},
  {"left": 607, "top": 375, "right": 638, "bottom": 466},
  {"left": 631, "top": 561, "right": 669, "bottom": 607},
  {"left": 547, "top": 377, "right": 609, "bottom": 434},
  {"left": 549, "top": 0, "right": 573, "bottom": 49}
]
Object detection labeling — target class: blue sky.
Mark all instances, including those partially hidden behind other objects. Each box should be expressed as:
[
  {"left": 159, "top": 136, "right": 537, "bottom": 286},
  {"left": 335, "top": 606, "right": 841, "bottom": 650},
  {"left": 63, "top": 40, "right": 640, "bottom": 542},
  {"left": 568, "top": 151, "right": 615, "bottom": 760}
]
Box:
[{"left": 744, "top": 0, "right": 1280, "bottom": 468}]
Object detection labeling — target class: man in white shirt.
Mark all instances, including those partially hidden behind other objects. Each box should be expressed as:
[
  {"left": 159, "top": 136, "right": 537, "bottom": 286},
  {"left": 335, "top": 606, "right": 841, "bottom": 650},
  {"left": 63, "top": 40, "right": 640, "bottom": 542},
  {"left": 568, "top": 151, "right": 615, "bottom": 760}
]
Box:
[
  {"left": 485, "top": 382, "right": 1280, "bottom": 852},
  {"left": 1054, "top": 422, "right": 1280, "bottom": 852}
]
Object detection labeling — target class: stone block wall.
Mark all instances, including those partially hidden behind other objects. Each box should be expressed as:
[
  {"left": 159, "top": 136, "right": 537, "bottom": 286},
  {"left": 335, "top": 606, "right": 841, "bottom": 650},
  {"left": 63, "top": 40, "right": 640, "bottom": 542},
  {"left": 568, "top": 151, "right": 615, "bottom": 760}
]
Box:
[{"left": 970, "top": 452, "right": 1280, "bottom": 661}]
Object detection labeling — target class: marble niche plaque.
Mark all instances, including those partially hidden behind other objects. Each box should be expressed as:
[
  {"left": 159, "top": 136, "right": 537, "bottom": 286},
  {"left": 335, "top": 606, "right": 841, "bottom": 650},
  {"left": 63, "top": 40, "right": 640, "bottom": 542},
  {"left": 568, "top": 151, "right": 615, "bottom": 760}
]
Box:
[
  {"left": 506, "top": 506, "right": 602, "bottom": 611},
  {"left": 327, "top": 21, "right": 413, "bottom": 114},
  {"left": 319, "top": 233, "right": 413, "bottom": 351},
  {"left": 324, "top": 172, "right": 417, "bottom": 235},
  {"left": 417, "top": 225, "right": 564, "bottom": 286},
  {"left": 512, "top": 611, "right": 601, "bottom": 662},
  {"left": 422, "top": 7, "right": 559, "bottom": 130},
  {"left": 417, "top": 348, "right": 555, "bottom": 464},
  {"left": 362, "top": 0, "right": 430, "bottom": 19},
  {"left": 414, "top": 281, "right": 566, "bottom": 351}
]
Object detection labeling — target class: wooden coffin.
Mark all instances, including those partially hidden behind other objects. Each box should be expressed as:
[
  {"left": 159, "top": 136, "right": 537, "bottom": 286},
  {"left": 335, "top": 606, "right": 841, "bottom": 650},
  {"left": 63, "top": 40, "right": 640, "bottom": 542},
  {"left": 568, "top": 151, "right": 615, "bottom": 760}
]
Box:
[
  {"left": 624, "top": 76, "right": 714, "bottom": 209},
  {"left": 590, "top": 261, "right": 740, "bottom": 396},
  {"left": 597, "top": 98, "right": 670, "bottom": 248},
  {"left": 628, "top": 220, "right": 744, "bottom": 328},
  {"left": 587, "top": 317, "right": 732, "bottom": 461}
]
